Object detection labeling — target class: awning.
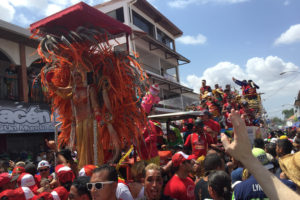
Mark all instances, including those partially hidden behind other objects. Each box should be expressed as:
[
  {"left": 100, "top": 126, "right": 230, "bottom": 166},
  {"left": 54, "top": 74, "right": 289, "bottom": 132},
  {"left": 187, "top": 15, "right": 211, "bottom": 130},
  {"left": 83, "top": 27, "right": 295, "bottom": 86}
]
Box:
[
  {"left": 30, "top": 2, "right": 132, "bottom": 36},
  {"left": 133, "top": 30, "right": 190, "bottom": 64},
  {"left": 147, "top": 70, "right": 193, "bottom": 94},
  {"left": 148, "top": 111, "right": 203, "bottom": 122},
  {"left": 0, "top": 19, "right": 39, "bottom": 48}
]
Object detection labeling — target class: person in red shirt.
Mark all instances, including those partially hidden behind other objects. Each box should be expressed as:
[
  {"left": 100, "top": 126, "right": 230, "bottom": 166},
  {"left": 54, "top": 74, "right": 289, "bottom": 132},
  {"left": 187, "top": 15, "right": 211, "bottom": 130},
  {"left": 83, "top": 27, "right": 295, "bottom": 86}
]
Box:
[
  {"left": 140, "top": 120, "right": 160, "bottom": 165},
  {"left": 35, "top": 160, "right": 52, "bottom": 188},
  {"left": 201, "top": 111, "right": 221, "bottom": 144},
  {"left": 223, "top": 106, "right": 233, "bottom": 129},
  {"left": 197, "top": 99, "right": 208, "bottom": 111},
  {"left": 206, "top": 95, "right": 221, "bottom": 121},
  {"left": 184, "top": 119, "right": 213, "bottom": 158},
  {"left": 239, "top": 101, "right": 256, "bottom": 126},
  {"left": 199, "top": 80, "right": 212, "bottom": 100},
  {"left": 164, "top": 152, "right": 195, "bottom": 200}
]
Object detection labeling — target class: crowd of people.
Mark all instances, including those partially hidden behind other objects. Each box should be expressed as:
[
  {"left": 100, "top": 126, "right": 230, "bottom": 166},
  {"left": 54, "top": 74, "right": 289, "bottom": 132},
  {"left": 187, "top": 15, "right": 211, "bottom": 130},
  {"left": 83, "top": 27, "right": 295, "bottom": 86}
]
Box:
[{"left": 1, "top": 78, "right": 300, "bottom": 200}]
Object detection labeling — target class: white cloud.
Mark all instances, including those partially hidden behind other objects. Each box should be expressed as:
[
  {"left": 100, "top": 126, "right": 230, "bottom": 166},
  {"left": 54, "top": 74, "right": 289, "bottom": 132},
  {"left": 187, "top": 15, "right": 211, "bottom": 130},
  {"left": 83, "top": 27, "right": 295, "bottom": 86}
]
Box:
[
  {"left": 46, "top": 4, "right": 64, "bottom": 16},
  {"left": 8, "top": 0, "right": 48, "bottom": 10},
  {"left": 177, "top": 34, "right": 207, "bottom": 45},
  {"left": 1, "top": 0, "right": 110, "bottom": 25},
  {"left": 183, "top": 56, "right": 300, "bottom": 117},
  {"left": 168, "top": 0, "right": 249, "bottom": 8},
  {"left": 0, "top": 0, "right": 15, "bottom": 22},
  {"left": 274, "top": 24, "right": 300, "bottom": 45},
  {"left": 15, "top": 13, "right": 33, "bottom": 27}
]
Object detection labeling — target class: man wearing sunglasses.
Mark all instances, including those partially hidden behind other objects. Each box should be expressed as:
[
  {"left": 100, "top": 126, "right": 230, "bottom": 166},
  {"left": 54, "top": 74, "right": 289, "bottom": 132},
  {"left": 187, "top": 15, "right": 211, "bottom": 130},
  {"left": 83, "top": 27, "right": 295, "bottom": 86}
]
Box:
[
  {"left": 35, "top": 160, "right": 52, "bottom": 187},
  {"left": 87, "top": 165, "right": 118, "bottom": 200}
]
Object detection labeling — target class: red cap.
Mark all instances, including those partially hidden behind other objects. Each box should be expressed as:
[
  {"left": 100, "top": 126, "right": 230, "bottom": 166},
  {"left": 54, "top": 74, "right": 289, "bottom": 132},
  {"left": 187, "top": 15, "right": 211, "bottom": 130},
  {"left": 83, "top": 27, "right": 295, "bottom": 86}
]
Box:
[
  {"left": 0, "top": 173, "right": 12, "bottom": 187},
  {"left": 32, "top": 192, "right": 53, "bottom": 200},
  {"left": 13, "top": 187, "right": 35, "bottom": 200},
  {"left": 12, "top": 166, "right": 25, "bottom": 175},
  {"left": 78, "top": 165, "right": 97, "bottom": 177},
  {"left": 51, "top": 186, "right": 69, "bottom": 200},
  {"left": 55, "top": 165, "right": 75, "bottom": 184},
  {"left": 17, "top": 173, "right": 38, "bottom": 193},
  {"left": 0, "top": 189, "right": 15, "bottom": 199},
  {"left": 172, "top": 151, "right": 195, "bottom": 167}
]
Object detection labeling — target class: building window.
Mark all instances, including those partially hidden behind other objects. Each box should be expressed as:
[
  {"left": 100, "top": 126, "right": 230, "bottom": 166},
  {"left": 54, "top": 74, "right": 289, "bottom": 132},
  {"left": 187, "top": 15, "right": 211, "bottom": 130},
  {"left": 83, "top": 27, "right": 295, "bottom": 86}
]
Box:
[
  {"left": 28, "top": 59, "right": 50, "bottom": 104},
  {"left": 106, "top": 7, "right": 124, "bottom": 22},
  {"left": 157, "top": 28, "right": 174, "bottom": 49},
  {"left": 0, "top": 50, "right": 19, "bottom": 101},
  {"left": 132, "top": 11, "right": 155, "bottom": 37}
]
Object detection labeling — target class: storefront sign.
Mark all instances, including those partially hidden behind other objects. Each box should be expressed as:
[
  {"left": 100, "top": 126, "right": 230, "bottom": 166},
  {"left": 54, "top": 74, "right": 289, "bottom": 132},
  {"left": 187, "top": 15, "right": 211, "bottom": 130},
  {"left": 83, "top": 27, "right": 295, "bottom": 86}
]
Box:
[{"left": 0, "top": 102, "right": 55, "bottom": 133}]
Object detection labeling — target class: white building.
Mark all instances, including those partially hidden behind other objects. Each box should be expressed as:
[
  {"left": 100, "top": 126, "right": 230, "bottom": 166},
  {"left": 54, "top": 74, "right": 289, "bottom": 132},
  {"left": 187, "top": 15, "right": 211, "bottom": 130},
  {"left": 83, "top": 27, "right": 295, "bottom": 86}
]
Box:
[{"left": 95, "top": 0, "right": 198, "bottom": 113}]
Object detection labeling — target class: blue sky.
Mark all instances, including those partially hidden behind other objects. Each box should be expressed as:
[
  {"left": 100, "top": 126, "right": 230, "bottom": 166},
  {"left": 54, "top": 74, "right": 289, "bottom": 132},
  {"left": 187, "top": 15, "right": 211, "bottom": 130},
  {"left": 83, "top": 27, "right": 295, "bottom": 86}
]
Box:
[{"left": 1, "top": 0, "right": 300, "bottom": 118}]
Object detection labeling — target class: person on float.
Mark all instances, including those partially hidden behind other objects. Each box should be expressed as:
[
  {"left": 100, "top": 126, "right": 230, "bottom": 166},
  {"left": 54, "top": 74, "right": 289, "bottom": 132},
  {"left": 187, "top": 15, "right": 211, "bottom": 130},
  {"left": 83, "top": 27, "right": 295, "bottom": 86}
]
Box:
[
  {"left": 204, "top": 93, "right": 221, "bottom": 122},
  {"left": 212, "top": 84, "right": 224, "bottom": 104},
  {"left": 139, "top": 84, "right": 161, "bottom": 165},
  {"left": 48, "top": 70, "right": 101, "bottom": 169},
  {"left": 184, "top": 119, "right": 214, "bottom": 158},
  {"left": 201, "top": 111, "right": 221, "bottom": 144},
  {"left": 199, "top": 80, "right": 212, "bottom": 100}
]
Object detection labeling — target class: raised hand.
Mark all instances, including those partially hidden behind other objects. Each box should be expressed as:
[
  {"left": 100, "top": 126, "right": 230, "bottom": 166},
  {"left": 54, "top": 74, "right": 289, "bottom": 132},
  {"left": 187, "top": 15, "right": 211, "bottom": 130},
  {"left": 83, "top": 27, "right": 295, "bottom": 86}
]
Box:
[{"left": 221, "top": 109, "right": 252, "bottom": 162}]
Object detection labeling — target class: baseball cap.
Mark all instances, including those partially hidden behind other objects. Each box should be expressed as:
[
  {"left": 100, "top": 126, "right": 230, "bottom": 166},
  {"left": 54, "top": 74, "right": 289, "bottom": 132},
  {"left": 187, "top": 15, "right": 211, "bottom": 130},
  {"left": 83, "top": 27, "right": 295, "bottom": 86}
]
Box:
[
  {"left": 270, "top": 138, "right": 278, "bottom": 144},
  {"left": 17, "top": 173, "right": 38, "bottom": 192},
  {"left": 0, "top": 173, "right": 11, "bottom": 187},
  {"left": 32, "top": 192, "right": 53, "bottom": 200},
  {"left": 78, "top": 165, "right": 97, "bottom": 177},
  {"left": 37, "top": 160, "right": 50, "bottom": 170},
  {"left": 55, "top": 165, "right": 75, "bottom": 184},
  {"left": 12, "top": 166, "right": 25, "bottom": 175},
  {"left": 172, "top": 151, "right": 195, "bottom": 167},
  {"left": 279, "top": 135, "right": 288, "bottom": 140},
  {"left": 0, "top": 189, "right": 15, "bottom": 199},
  {"left": 51, "top": 186, "right": 68, "bottom": 200},
  {"left": 252, "top": 148, "right": 274, "bottom": 170},
  {"left": 15, "top": 187, "right": 35, "bottom": 200},
  {"left": 1, "top": 187, "right": 35, "bottom": 200}
]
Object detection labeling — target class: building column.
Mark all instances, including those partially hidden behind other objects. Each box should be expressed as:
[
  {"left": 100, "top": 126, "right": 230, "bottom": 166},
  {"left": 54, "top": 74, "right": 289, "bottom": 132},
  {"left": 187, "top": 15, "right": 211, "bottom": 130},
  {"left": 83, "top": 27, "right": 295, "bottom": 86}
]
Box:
[
  {"left": 175, "top": 65, "right": 180, "bottom": 82},
  {"left": 19, "top": 43, "right": 28, "bottom": 102}
]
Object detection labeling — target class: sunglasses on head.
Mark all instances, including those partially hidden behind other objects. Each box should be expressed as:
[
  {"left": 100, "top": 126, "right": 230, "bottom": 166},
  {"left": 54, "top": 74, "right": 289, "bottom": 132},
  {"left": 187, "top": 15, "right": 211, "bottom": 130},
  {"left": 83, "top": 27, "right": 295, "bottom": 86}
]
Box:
[
  {"left": 86, "top": 181, "right": 114, "bottom": 190},
  {"left": 39, "top": 168, "right": 49, "bottom": 172}
]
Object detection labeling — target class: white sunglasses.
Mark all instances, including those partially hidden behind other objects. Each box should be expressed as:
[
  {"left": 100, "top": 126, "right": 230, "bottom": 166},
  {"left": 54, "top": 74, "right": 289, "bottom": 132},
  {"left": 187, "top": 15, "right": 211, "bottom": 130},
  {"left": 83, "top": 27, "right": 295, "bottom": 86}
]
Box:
[{"left": 86, "top": 181, "right": 114, "bottom": 190}]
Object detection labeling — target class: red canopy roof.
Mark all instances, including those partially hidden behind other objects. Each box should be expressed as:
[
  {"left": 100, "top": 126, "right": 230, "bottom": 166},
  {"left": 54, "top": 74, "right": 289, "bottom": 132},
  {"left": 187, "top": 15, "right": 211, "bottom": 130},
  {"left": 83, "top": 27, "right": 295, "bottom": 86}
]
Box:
[{"left": 30, "top": 2, "right": 131, "bottom": 36}]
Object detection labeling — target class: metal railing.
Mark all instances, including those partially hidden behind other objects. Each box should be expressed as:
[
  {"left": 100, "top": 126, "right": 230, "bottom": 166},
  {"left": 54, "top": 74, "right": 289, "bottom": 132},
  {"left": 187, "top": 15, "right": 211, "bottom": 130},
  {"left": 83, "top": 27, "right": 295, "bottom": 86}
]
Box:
[
  {"left": 0, "top": 75, "right": 49, "bottom": 104},
  {"left": 140, "top": 63, "right": 178, "bottom": 83},
  {"left": 0, "top": 75, "right": 19, "bottom": 101}
]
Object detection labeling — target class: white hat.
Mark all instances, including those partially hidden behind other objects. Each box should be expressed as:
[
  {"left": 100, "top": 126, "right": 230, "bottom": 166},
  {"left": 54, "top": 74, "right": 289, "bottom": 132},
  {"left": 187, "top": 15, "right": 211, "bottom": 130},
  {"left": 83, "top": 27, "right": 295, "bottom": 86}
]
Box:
[
  {"left": 270, "top": 138, "right": 278, "bottom": 144},
  {"left": 37, "top": 160, "right": 50, "bottom": 169}
]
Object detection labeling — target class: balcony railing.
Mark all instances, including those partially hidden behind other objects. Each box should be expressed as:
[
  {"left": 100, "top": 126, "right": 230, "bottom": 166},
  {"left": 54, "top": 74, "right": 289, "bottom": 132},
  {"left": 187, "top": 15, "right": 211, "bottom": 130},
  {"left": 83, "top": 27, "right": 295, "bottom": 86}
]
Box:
[
  {"left": 28, "top": 78, "right": 50, "bottom": 104},
  {"left": 0, "top": 75, "right": 19, "bottom": 101},
  {"left": 141, "top": 63, "right": 178, "bottom": 83},
  {"left": 0, "top": 74, "right": 49, "bottom": 104}
]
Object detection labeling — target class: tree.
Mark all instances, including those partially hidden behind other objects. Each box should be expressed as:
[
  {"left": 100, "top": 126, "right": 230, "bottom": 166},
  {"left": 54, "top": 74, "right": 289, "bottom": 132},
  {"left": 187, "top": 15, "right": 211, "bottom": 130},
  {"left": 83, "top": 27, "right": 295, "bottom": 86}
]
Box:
[
  {"left": 270, "top": 117, "right": 284, "bottom": 125},
  {"left": 282, "top": 108, "right": 294, "bottom": 119}
]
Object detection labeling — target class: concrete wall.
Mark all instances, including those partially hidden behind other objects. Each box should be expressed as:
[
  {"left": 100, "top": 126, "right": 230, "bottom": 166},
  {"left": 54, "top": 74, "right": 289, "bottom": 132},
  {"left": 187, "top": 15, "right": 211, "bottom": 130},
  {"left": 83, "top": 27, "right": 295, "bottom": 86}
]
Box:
[
  {"left": 0, "top": 38, "right": 39, "bottom": 67},
  {"left": 0, "top": 39, "right": 20, "bottom": 65},
  {"left": 25, "top": 46, "right": 40, "bottom": 67}
]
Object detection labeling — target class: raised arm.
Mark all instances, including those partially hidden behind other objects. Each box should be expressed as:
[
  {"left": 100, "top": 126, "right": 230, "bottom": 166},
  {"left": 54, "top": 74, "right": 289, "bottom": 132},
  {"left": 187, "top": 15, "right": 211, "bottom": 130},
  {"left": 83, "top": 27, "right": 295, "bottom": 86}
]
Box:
[
  {"left": 221, "top": 110, "right": 300, "bottom": 200},
  {"left": 48, "top": 82, "right": 72, "bottom": 99},
  {"left": 232, "top": 77, "right": 245, "bottom": 87}
]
